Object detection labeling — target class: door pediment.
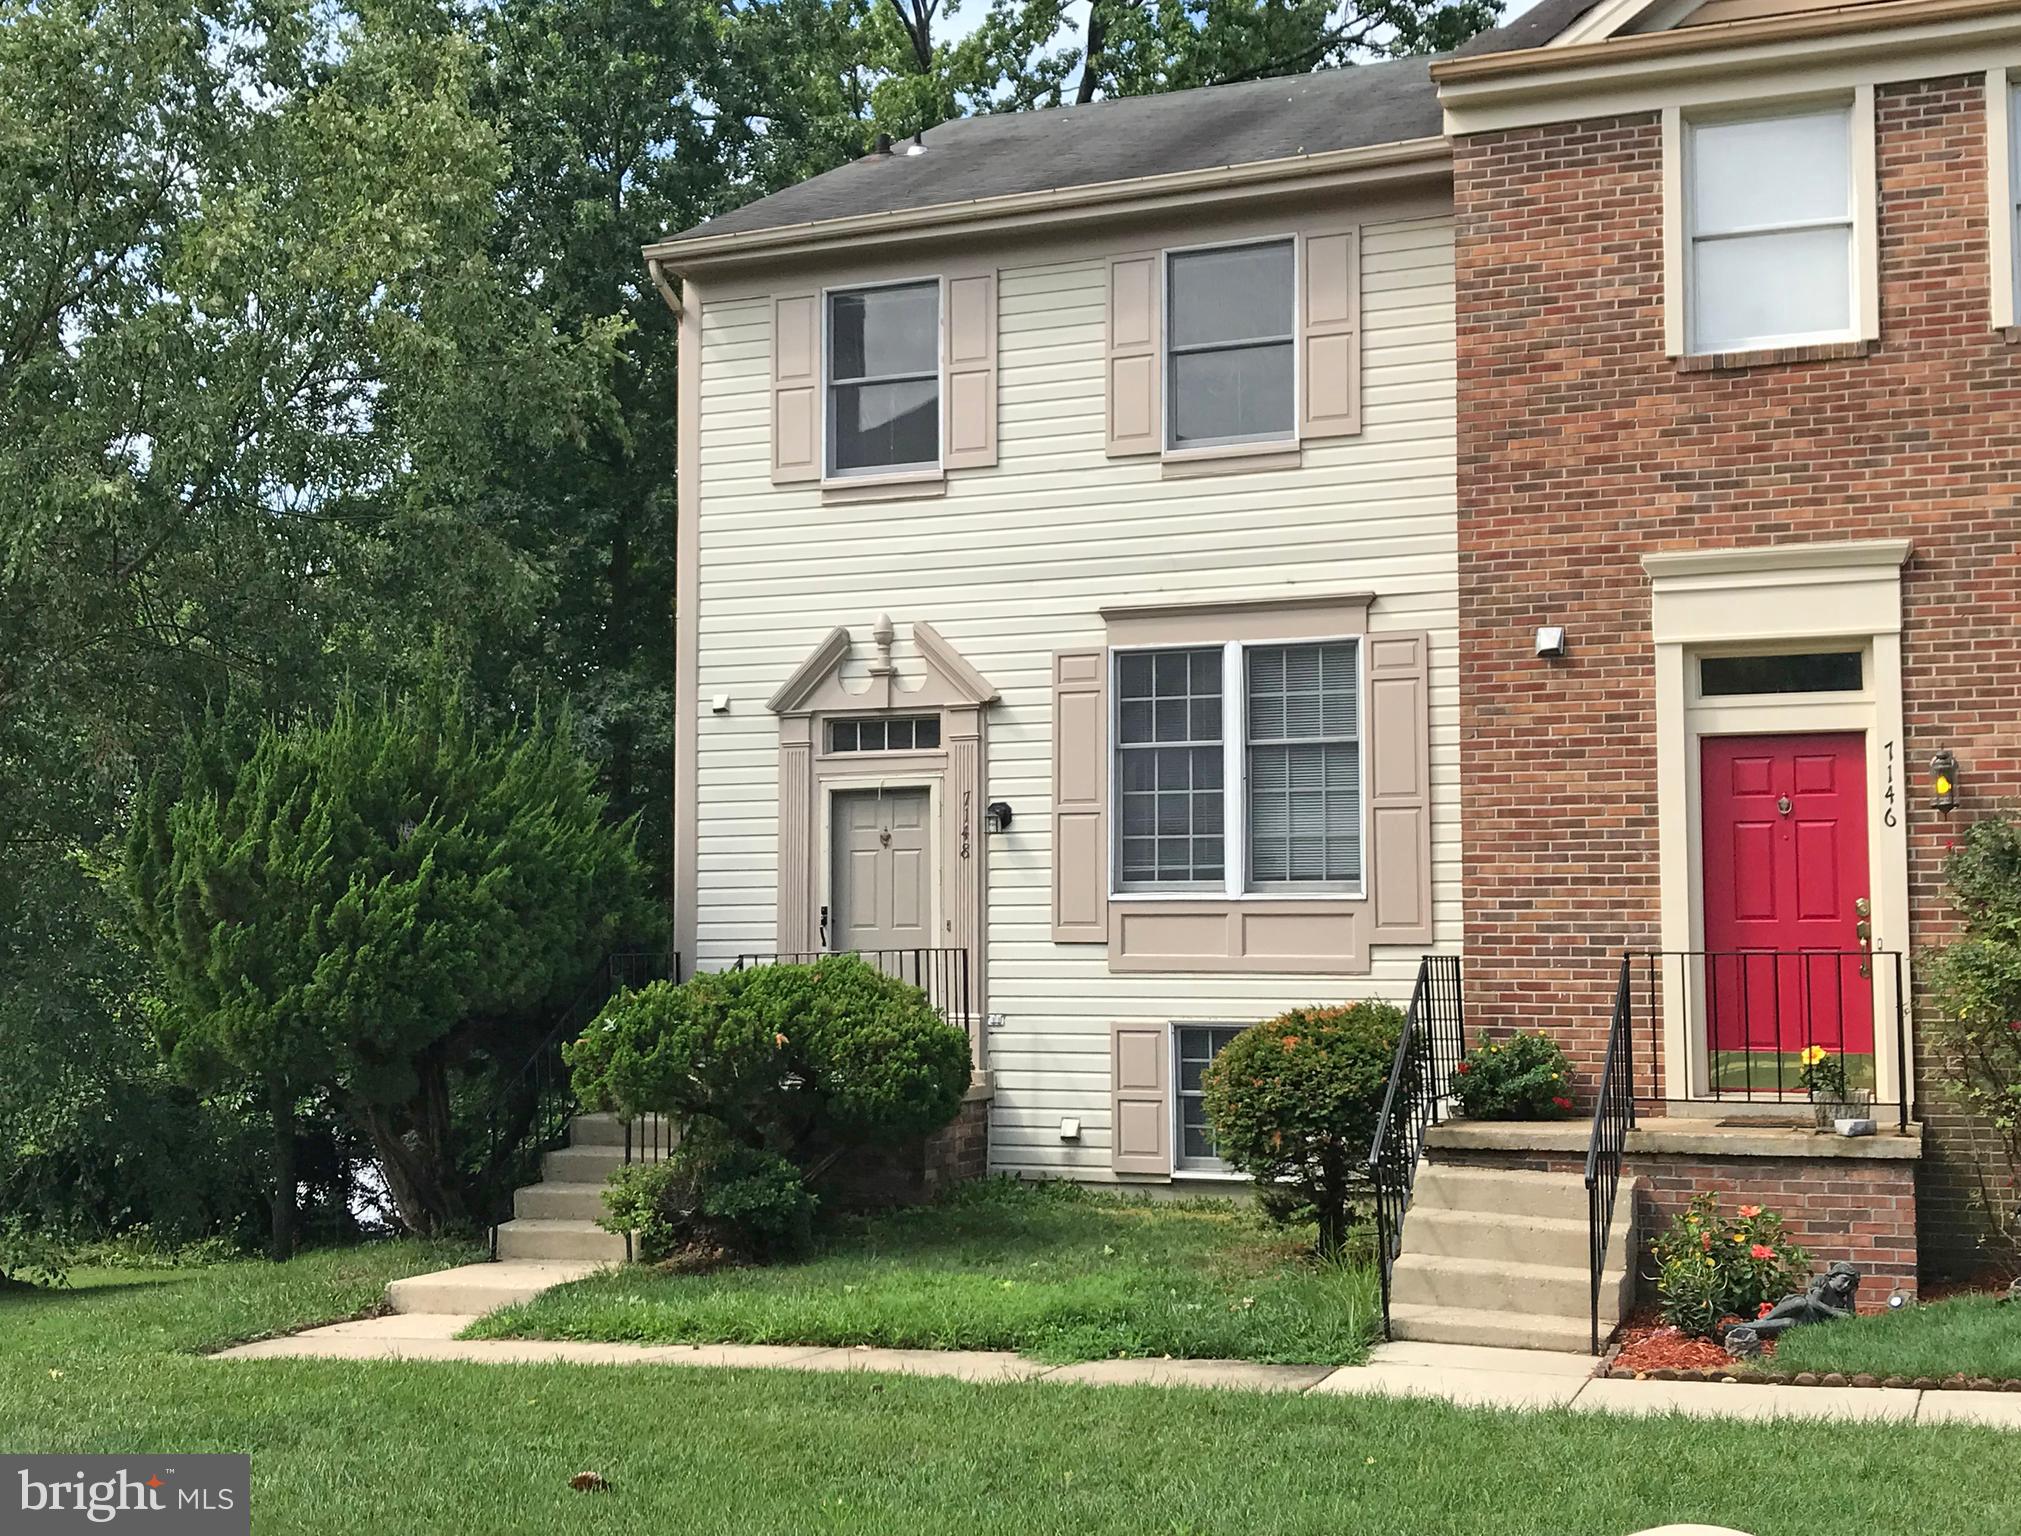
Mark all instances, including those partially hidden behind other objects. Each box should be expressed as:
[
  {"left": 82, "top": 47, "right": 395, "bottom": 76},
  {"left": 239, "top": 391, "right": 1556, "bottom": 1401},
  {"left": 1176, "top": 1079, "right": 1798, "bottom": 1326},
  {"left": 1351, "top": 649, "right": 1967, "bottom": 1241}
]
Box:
[{"left": 767, "top": 618, "right": 998, "bottom": 716}]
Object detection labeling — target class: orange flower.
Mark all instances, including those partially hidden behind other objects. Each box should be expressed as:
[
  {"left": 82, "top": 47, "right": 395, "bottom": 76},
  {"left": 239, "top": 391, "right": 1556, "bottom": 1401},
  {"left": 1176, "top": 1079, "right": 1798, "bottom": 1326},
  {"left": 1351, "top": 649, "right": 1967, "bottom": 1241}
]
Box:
[
  {"left": 1738, "top": 1205, "right": 1763, "bottom": 1219},
  {"left": 1751, "top": 1243, "right": 1775, "bottom": 1260},
  {"left": 1281, "top": 1035, "right": 1301, "bottom": 1049},
  {"left": 1700, "top": 1232, "right": 1712, "bottom": 1252}
]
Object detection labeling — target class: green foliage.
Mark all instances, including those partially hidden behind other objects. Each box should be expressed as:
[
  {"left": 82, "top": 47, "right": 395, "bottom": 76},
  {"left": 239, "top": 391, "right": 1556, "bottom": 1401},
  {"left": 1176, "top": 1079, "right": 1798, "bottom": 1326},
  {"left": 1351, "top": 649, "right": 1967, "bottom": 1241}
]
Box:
[
  {"left": 1200, "top": 1001, "right": 1405, "bottom": 1258},
  {"left": 125, "top": 679, "right": 657, "bottom": 1242},
  {"left": 566, "top": 955, "right": 971, "bottom": 1158},
  {"left": 1650, "top": 1193, "right": 1814, "bottom": 1340},
  {"left": 0, "top": 1224, "right": 71, "bottom": 1289},
  {"left": 599, "top": 1132, "right": 816, "bottom": 1265},
  {"left": 1451, "top": 1031, "right": 1578, "bottom": 1120},
  {"left": 1925, "top": 815, "right": 2021, "bottom": 1250}
]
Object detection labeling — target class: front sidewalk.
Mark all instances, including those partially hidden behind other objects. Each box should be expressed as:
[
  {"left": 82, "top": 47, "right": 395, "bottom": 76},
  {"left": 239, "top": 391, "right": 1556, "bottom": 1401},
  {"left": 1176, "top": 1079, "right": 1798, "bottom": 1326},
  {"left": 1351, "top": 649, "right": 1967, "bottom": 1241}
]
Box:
[{"left": 213, "top": 1321, "right": 2021, "bottom": 1429}]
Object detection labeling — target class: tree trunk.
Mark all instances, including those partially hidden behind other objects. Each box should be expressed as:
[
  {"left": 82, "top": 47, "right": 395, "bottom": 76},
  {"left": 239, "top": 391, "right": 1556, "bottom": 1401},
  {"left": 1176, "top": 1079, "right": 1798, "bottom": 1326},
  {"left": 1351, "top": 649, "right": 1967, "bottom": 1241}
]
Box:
[
  {"left": 354, "top": 1056, "right": 470, "bottom": 1237},
  {"left": 267, "top": 1079, "right": 297, "bottom": 1262}
]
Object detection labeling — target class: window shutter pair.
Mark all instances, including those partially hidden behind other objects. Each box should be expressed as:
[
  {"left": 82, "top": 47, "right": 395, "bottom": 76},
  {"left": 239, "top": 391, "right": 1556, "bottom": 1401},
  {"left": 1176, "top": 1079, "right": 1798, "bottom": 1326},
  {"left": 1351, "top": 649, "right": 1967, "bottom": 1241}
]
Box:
[
  {"left": 770, "top": 278, "right": 997, "bottom": 484},
  {"left": 1051, "top": 634, "right": 1431, "bottom": 944},
  {"left": 1104, "top": 228, "right": 1361, "bottom": 458}
]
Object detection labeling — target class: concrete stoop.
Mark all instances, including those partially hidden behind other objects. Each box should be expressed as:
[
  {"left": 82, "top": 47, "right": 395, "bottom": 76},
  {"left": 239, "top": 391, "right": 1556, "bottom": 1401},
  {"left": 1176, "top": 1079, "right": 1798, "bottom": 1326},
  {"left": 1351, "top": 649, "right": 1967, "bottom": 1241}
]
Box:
[
  {"left": 488, "top": 1111, "right": 677, "bottom": 1267},
  {"left": 1389, "top": 1164, "right": 1638, "bottom": 1352}
]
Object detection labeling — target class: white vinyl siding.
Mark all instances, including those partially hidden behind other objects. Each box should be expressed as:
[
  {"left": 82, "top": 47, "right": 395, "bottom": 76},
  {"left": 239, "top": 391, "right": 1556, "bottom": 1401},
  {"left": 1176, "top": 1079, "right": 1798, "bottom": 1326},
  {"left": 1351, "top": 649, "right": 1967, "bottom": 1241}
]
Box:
[
  {"left": 691, "top": 206, "right": 1459, "bottom": 1182},
  {"left": 1685, "top": 105, "right": 1856, "bottom": 354}
]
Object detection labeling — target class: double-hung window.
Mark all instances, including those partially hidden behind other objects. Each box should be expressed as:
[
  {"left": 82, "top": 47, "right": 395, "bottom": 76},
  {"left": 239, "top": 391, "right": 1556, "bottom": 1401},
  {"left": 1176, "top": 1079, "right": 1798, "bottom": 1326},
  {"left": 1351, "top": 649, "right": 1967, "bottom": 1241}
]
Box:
[
  {"left": 1166, "top": 240, "right": 1295, "bottom": 449},
  {"left": 1114, "top": 639, "right": 1362, "bottom": 895},
  {"left": 1684, "top": 104, "right": 1857, "bottom": 354},
  {"left": 1174, "top": 1024, "right": 1243, "bottom": 1172},
  {"left": 826, "top": 281, "right": 939, "bottom": 475}
]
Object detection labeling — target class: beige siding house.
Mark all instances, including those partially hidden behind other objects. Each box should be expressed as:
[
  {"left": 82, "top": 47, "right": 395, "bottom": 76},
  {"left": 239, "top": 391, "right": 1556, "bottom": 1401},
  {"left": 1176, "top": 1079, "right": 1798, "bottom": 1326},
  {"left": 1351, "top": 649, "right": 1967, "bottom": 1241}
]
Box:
[{"left": 649, "top": 62, "right": 1460, "bottom": 1186}]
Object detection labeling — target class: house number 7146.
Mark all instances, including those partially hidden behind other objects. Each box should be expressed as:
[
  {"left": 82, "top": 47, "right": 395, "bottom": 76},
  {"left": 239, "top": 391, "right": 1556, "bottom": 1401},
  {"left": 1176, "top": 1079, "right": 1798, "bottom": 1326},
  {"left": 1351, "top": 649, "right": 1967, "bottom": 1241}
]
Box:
[{"left": 1882, "top": 740, "right": 1898, "bottom": 828}]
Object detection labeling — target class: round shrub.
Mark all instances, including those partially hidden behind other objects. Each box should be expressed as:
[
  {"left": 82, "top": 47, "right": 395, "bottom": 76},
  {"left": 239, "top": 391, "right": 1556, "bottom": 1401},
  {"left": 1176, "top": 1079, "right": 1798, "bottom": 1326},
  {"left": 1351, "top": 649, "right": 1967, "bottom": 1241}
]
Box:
[
  {"left": 1451, "top": 1031, "right": 1577, "bottom": 1120},
  {"left": 598, "top": 1130, "right": 815, "bottom": 1267},
  {"left": 1650, "top": 1191, "right": 1814, "bottom": 1339},
  {"left": 1201, "top": 1000, "right": 1405, "bottom": 1258}
]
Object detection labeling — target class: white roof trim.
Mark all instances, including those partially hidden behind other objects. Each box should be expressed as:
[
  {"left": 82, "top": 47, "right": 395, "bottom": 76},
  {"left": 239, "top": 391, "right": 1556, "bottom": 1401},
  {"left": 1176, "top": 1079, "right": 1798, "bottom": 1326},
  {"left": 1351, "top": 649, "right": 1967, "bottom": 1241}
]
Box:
[{"left": 1555, "top": 0, "right": 1683, "bottom": 46}]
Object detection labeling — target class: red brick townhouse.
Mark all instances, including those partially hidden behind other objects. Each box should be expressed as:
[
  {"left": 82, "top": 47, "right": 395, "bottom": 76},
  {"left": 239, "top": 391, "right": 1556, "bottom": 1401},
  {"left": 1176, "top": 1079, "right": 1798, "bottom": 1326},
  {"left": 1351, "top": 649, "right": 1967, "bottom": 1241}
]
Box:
[{"left": 1427, "top": 0, "right": 2021, "bottom": 1292}]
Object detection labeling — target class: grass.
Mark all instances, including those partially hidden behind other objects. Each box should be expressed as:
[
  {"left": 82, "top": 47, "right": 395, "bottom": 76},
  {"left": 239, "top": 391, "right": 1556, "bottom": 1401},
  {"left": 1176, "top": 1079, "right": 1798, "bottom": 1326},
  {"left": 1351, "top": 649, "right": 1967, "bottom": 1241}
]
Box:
[
  {"left": 467, "top": 1179, "right": 1380, "bottom": 1363},
  {"left": 2, "top": 1246, "right": 2019, "bottom": 1534},
  {"left": 1754, "top": 1291, "right": 2021, "bottom": 1381}
]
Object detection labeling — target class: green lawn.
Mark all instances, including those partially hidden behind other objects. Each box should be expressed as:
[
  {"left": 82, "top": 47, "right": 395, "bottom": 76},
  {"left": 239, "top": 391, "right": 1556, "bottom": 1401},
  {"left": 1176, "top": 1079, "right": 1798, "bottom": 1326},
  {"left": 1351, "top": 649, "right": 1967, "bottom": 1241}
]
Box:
[
  {"left": 468, "top": 1179, "right": 1380, "bottom": 1364},
  {"left": 1755, "top": 1291, "right": 2021, "bottom": 1381},
  {"left": 3, "top": 1245, "right": 2019, "bottom": 1535}
]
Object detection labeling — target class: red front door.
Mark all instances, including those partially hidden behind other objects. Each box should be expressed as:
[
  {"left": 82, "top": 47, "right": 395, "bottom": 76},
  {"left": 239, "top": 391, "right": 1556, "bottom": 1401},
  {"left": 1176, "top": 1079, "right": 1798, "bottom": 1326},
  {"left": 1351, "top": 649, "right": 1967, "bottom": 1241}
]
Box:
[{"left": 1700, "top": 732, "right": 1873, "bottom": 1065}]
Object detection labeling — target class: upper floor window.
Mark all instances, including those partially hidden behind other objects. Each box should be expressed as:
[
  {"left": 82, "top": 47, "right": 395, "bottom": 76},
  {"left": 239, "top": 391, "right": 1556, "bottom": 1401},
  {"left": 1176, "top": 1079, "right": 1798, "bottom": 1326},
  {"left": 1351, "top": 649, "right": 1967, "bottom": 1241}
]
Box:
[
  {"left": 1113, "top": 639, "right": 1362, "bottom": 895},
  {"left": 1166, "top": 240, "right": 1295, "bottom": 449},
  {"left": 1686, "top": 105, "right": 1855, "bottom": 354},
  {"left": 827, "top": 281, "right": 938, "bottom": 475}
]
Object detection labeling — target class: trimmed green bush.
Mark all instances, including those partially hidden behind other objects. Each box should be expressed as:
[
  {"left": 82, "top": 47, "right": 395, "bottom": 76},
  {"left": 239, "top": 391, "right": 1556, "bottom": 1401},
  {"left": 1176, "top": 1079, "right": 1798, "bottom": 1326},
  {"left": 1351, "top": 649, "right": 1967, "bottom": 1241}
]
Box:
[
  {"left": 567, "top": 955, "right": 971, "bottom": 1261},
  {"left": 1451, "top": 1030, "right": 1578, "bottom": 1120},
  {"left": 599, "top": 1132, "right": 815, "bottom": 1266},
  {"left": 1201, "top": 1001, "right": 1405, "bottom": 1258}
]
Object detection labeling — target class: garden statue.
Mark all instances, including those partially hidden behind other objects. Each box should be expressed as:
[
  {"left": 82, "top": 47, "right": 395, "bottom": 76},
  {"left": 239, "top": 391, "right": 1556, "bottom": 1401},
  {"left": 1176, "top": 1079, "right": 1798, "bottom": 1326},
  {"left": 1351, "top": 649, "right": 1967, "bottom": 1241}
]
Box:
[{"left": 1722, "top": 1261, "right": 1861, "bottom": 1358}]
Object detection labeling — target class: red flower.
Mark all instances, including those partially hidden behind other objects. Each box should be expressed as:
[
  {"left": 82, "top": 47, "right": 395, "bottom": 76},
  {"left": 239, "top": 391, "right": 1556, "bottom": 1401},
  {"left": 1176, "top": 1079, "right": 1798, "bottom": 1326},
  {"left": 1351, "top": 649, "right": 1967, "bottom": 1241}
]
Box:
[
  {"left": 1738, "top": 1204, "right": 1762, "bottom": 1219},
  {"left": 1758, "top": 1301, "right": 1775, "bottom": 1319},
  {"left": 2008, "top": 1021, "right": 2021, "bottom": 1033},
  {"left": 1700, "top": 1232, "right": 1712, "bottom": 1252},
  {"left": 1751, "top": 1244, "right": 1775, "bottom": 1260},
  {"left": 1455, "top": 1061, "right": 1471, "bottom": 1075},
  {"left": 1552, "top": 1095, "right": 1574, "bottom": 1111}
]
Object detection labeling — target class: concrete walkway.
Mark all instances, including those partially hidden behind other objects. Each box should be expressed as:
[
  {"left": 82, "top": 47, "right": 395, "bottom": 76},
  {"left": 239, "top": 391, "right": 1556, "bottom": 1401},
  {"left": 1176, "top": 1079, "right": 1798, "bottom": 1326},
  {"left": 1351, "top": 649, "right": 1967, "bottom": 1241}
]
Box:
[{"left": 211, "top": 1322, "right": 2021, "bottom": 1428}]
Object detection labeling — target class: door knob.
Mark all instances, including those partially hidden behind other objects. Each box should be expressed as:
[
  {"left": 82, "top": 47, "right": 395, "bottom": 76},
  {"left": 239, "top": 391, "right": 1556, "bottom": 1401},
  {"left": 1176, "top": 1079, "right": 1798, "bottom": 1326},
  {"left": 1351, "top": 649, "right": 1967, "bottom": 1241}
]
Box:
[
  {"left": 1855, "top": 903, "right": 1873, "bottom": 977},
  {"left": 1855, "top": 897, "right": 1871, "bottom": 917}
]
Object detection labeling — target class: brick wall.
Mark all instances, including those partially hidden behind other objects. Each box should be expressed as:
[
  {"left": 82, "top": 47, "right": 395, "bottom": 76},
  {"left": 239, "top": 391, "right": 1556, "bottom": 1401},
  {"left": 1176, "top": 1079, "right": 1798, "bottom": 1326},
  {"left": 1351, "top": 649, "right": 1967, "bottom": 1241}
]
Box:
[
  {"left": 1454, "top": 75, "right": 2021, "bottom": 1272},
  {"left": 823, "top": 1090, "right": 990, "bottom": 1208},
  {"left": 1431, "top": 1146, "right": 1919, "bottom": 1298}
]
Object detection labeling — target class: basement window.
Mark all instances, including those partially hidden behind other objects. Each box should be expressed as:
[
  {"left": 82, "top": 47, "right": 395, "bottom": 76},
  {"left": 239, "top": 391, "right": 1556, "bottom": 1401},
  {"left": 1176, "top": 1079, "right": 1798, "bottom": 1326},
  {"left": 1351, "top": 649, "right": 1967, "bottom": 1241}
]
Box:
[{"left": 1174, "top": 1024, "right": 1244, "bottom": 1173}]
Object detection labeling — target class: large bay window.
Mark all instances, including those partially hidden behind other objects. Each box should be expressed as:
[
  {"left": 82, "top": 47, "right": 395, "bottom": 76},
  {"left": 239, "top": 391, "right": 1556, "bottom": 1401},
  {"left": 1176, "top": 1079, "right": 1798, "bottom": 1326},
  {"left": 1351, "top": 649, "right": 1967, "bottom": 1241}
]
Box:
[
  {"left": 1114, "top": 638, "right": 1362, "bottom": 896},
  {"left": 1683, "top": 103, "right": 1858, "bottom": 355}
]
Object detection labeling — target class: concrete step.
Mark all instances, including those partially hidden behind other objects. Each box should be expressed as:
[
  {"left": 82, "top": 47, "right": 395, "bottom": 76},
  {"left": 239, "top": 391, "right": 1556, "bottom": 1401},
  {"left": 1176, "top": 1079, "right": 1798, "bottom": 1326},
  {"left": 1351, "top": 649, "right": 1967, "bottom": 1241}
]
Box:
[
  {"left": 1413, "top": 1164, "right": 1594, "bottom": 1222},
  {"left": 568, "top": 1112, "right": 678, "bottom": 1149},
  {"left": 493, "top": 1218, "right": 628, "bottom": 1264},
  {"left": 514, "top": 1181, "right": 608, "bottom": 1222},
  {"left": 1391, "top": 1252, "right": 1633, "bottom": 1322},
  {"left": 540, "top": 1144, "right": 628, "bottom": 1183},
  {"left": 1401, "top": 1205, "right": 1635, "bottom": 1267},
  {"left": 1388, "top": 1302, "right": 1597, "bottom": 1354},
  {"left": 386, "top": 1261, "right": 604, "bottom": 1315}
]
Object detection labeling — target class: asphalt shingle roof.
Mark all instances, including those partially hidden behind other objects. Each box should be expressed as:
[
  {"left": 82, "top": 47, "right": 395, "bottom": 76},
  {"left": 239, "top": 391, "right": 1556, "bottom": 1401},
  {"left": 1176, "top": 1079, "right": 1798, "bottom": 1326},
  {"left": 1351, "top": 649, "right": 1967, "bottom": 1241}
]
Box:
[
  {"left": 659, "top": 56, "right": 1444, "bottom": 248},
  {"left": 1452, "top": 0, "right": 1604, "bottom": 57}
]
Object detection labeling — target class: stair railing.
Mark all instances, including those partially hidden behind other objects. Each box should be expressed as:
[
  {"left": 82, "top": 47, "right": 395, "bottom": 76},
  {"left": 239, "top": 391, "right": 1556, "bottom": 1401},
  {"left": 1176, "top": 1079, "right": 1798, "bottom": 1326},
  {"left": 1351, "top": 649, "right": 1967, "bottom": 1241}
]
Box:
[
  {"left": 485, "top": 945, "right": 681, "bottom": 1258},
  {"left": 1583, "top": 953, "right": 1637, "bottom": 1353},
  {"left": 1366, "top": 954, "right": 1466, "bottom": 1340}
]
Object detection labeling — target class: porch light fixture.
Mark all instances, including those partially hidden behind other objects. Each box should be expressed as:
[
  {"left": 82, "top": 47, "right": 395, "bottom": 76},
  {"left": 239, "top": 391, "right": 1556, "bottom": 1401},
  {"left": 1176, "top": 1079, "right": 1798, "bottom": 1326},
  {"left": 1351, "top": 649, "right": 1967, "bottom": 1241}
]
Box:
[
  {"left": 986, "top": 800, "right": 1013, "bottom": 832},
  {"left": 1931, "top": 750, "right": 1959, "bottom": 818}
]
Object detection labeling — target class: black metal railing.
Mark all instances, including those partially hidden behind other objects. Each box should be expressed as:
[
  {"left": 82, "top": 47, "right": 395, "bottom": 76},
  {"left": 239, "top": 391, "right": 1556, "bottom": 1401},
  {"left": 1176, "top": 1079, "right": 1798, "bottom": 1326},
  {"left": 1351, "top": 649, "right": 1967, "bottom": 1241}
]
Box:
[
  {"left": 1627, "top": 949, "right": 1909, "bottom": 1129},
  {"left": 1367, "top": 954, "right": 1466, "bottom": 1339},
  {"left": 1584, "top": 954, "right": 1636, "bottom": 1355},
  {"left": 485, "top": 945, "right": 681, "bottom": 1257},
  {"left": 731, "top": 946, "right": 977, "bottom": 1071}
]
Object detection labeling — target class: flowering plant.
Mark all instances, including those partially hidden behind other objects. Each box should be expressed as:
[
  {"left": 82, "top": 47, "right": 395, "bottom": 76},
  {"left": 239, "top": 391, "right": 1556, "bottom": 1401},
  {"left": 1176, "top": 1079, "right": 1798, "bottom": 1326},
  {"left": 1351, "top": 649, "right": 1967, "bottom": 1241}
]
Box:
[
  {"left": 1798, "top": 1045, "right": 1850, "bottom": 1101},
  {"left": 1450, "top": 1031, "right": 1577, "bottom": 1120},
  {"left": 1649, "top": 1192, "right": 1813, "bottom": 1339}
]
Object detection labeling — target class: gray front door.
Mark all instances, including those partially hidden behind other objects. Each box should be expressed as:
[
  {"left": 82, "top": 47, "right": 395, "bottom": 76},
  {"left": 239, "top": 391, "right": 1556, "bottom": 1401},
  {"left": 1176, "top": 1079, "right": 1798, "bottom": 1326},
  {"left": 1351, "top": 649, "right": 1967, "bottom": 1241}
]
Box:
[{"left": 830, "top": 787, "right": 932, "bottom": 953}]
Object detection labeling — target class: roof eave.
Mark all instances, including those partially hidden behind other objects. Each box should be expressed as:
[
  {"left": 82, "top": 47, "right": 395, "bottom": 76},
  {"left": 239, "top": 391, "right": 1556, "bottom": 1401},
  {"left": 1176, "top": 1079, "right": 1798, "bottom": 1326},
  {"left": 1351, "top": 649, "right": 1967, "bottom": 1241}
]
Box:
[{"left": 644, "top": 135, "right": 1452, "bottom": 273}]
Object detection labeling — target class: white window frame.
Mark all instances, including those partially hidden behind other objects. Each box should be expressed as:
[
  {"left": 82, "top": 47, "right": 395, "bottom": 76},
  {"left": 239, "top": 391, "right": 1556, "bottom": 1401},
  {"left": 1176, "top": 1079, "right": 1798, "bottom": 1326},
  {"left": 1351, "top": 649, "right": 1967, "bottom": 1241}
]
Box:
[
  {"left": 1990, "top": 70, "right": 2021, "bottom": 331},
  {"left": 1107, "top": 635, "right": 1366, "bottom": 901},
  {"left": 821, "top": 275, "right": 943, "bottom": 480},
  {"left": 1162, "top": 236, "right": 1300, "bottom": 453},
  {"left": 1665, "top": 88, "right": 1878, "bottom": 358},
  {"left": 1172, "top": 1022, "right": 1246, "bottom": 1177}
]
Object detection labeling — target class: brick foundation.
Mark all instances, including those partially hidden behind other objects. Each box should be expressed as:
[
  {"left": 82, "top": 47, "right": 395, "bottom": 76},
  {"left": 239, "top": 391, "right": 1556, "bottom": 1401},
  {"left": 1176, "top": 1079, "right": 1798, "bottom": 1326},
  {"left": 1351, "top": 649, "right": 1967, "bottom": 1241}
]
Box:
[
  {"left": 822, "top": 1085, "right": 991, "bottom": 1208},
  {"left": 1453, "top": 73, "right": 2021, "bottom": 1272}
]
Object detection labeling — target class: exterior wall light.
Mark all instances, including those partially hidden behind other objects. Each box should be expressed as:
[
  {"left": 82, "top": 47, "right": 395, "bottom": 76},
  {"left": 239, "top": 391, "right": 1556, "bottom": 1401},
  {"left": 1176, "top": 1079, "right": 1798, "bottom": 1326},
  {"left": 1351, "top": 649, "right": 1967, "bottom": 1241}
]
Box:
[
  {"left": 1931, "top": 750, "right": 1959, "bottom": 817},
  {"left": 986, "top": 800, "right": 1013, "bottom": 832}
]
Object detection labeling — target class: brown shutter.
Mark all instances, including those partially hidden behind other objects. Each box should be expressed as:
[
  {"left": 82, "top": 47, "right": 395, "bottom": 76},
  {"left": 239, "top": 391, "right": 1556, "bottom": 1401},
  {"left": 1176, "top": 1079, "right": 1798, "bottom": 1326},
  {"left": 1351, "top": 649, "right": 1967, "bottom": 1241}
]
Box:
[
  {"left": 1367, "top": 631, "right": 1433, "bottom": 945},
  {"left": 1110, "top": 1022, "right": 1171, "bottom": 1177},
  {"left": 1299, "top": 228, "right": 1361, "bottom": 441},
  {"left": 771, "top": 293, "right": 819, "bottom": 483},
  {"left": 943, "top": 273, "right": 997, "bottom": 469},
  {"left": 1106, "top": 253, "right": 1161, "bottom": 457},
  {"left": 1051, "top": 648, "right": 1108, "bottom": 942}
]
